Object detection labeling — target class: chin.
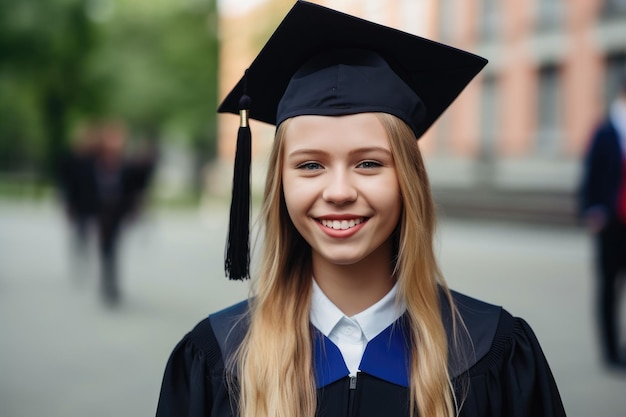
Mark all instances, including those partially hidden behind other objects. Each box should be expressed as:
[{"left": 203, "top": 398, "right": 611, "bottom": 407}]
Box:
[{"left": 319, "top": 252, "right": 367, "bottom": 267}]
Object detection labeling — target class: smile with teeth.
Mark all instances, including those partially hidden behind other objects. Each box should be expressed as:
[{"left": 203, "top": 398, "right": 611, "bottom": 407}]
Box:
[{"left": 319, "top": 218, "right": 366, "bottom": 230}]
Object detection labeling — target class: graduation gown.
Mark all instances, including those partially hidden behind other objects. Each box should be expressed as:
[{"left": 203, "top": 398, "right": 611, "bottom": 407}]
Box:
[{"left": 156, "top": 291, "right": 566, "bottom": 417}]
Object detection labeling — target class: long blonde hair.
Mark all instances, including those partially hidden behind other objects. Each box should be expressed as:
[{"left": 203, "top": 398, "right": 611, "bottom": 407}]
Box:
[{"left": 231, "top": 113, "right": 463, "bottom": 417}]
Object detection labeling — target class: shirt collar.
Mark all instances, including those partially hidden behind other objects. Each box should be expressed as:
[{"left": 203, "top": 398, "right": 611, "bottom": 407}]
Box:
[
  {"left": 353, "top": 282, "right": 405, "bottom": 341},
  {"left": 310, "top": 279, "right": 406, "bottom": 341},
  {"left": 310, "top": 279, "right": 346, "bottom": 337},
  {"left": 610, "top": 97, "right": 626, "bottom": 155}
]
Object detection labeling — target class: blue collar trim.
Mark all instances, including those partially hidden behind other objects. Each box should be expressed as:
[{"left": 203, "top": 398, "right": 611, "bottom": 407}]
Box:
[
  {"left": 313, "top": 332, "right": 349, "bottom": 388},
  {"left": 313, "top": 317, "right": 410, "bottom": 388}
]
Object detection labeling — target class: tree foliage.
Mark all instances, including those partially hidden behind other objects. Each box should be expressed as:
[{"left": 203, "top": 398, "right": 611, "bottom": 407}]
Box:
[{"left": 0, "top": 0, "right": 219, "bottom": 178}]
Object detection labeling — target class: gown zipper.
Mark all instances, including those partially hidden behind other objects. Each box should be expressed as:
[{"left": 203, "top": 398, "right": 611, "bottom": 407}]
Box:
[{"left": 347, "top": 375, "right": 357, "bottom": 416}]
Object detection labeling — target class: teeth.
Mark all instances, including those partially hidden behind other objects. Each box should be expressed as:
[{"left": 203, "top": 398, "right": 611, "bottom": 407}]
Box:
[{"left": 320, "top": 218, "right": 364, "bottom": 230}]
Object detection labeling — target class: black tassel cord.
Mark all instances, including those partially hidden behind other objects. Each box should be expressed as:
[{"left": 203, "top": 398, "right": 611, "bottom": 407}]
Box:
[{"left": 225, "top": 93, "right": 252, "bottom": 280}]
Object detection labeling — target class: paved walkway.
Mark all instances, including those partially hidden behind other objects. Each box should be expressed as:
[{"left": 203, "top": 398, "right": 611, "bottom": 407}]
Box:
[{"left": 0, "top": 199, "right": 624, "bottom": 417}]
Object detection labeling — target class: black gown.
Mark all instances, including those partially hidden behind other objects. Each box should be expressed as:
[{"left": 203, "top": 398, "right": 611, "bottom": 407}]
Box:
[{"left": 156, "top": 291, "right": 566, "bottom": 417}]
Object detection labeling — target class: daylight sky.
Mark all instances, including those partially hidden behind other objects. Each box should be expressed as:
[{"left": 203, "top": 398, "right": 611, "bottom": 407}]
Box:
[{"left": 218, "top": 0, "right": 269, "bottom": 16}]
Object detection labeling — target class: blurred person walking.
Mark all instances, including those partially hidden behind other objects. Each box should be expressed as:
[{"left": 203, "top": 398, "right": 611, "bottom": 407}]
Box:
[
  {"left": 129, "top": 138, "right": 159, "bottom": 216},
  {"left": 92, "top": 122, "right": 145, "bottom": 306},
  {"left": 58, "top": 121, "right": 150, "bottom": 306},
  {"left": 57, "top": 128, "right": 100, "bottom": 281},
  {"left": 579, "top": 77, "right": 626, "bottom": 369}
]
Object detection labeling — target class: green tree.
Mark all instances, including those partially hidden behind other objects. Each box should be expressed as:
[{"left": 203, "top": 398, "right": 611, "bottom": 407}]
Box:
[
  {"left": 0, "top": 0, "right": 219, "bottom": 192},
  {"left": 96, "top": 0, "right": 220, "bottom": 193},
  {"left": 0, "top": 0, "right": 102, "bottom": 176}
]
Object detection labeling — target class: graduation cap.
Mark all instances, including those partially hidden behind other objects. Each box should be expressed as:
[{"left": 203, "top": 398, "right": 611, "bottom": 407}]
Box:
[{"left": 219, "top": 0, "right": 488, "bottom": 280}]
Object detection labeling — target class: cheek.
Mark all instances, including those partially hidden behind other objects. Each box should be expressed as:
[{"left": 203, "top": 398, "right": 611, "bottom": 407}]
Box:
[
  {"left": 282, "top": 188, "right": 311, "bottom": 242},
  {"left": 281, "top": 175, "right": 305, "bottom": 222},
  {"left": 376, "top": 177, "right": 402, "bottom": 219},
  {"left": 366, "top": 173, "right": 400, "bottom": 198}
]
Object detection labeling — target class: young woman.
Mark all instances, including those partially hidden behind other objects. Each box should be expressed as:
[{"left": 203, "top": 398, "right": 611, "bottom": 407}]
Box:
[{"left": 156, "top": 2, "right": 566, "bottom": 416}]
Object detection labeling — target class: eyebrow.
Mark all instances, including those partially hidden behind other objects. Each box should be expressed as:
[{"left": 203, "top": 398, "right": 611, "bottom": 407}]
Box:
[{"left": 286, "top": 146, "right": 392, "bottom": 158}]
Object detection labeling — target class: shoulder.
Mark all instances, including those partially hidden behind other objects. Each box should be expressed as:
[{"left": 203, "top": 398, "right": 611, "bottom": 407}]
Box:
[
  {"left": 207, "top": 300, "right": 251, "bottom": 360},
  {"left": 444, "top": 290, "right": 503, "bottom": 377},
  {"left": 450, "top": 290, "right": 502, "bottom": 320},
  {"left": 449, "top": 290, "right": 537, "bottom": 352},
  {"left": 209, "top": 299, "right": 250, "bottom": 321},
  {"left": 600, "top": 119, "right": 618, "bottom": 135},
  {"left": 448, "top": 295, "right": 566, "bottom": 414},
  {"left": 448, "top": 291, "right": 550, "bottom": 376},
  {"left": 451, "top": 290, "right": 503, "bottom": 356},
  {"left": 178, "top": 300, "right": 250, "bottom": 358},
  {"left": 157, "top": 301, "right": 250, "bottom": 417},
  {"left": 590, "top": 120, "right": 619, "bottom": 145}
]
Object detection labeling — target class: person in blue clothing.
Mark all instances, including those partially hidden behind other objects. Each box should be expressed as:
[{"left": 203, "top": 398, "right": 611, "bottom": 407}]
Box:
[
  {"left": 156, "top": 2, "right": 566, "bottom": 416},
  {"left": 579, "top": 75, "right": 626, "bottom": 369}
]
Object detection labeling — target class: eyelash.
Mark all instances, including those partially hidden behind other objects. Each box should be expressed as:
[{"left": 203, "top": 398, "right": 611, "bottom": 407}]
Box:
[
  {"left": 295, "top": 160, "right": 382, "bottom": 170},
  {"left": 296, "top": 162, "right": 323, "bottom": 170},
  {"left": 357, "top": 160, "right": 382, "bottom": 169}
]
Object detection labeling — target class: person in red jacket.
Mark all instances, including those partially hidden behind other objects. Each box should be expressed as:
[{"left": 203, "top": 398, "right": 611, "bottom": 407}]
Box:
[{"left": 579, "top": 77, "right": 626, "bottom": 368}]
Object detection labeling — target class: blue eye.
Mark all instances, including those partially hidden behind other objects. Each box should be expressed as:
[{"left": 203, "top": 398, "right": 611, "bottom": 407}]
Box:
[
  {"left": 357, "top": 160, "right": 382, "bottom": 169},
  {"left": 298, "top": 162, "right": 323, "bottom": 170}
]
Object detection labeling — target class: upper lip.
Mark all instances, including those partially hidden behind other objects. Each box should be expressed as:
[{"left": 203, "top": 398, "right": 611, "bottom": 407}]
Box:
[{"left": 315, "top": 214, "right": 367, "bottom": 221}]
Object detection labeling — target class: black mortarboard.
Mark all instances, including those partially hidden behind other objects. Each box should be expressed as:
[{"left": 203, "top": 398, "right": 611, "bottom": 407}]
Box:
[{"left": 219, "top": 0, "right": 487, "bottom": 280}]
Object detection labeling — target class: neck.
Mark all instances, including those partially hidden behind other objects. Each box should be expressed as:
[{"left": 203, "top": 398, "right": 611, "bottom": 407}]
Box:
[{"left": 312, "top": 241, "right": 395, "bottom": 317}]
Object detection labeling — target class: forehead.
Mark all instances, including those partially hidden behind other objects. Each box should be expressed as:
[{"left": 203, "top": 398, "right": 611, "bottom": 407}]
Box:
[{"left": 282, "top": 113, "right": 390, "bottom": 153}]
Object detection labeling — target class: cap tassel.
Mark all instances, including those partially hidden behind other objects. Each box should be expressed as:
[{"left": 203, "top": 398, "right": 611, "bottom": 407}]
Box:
[{"left": 225, "top": 93, "right": 252, "bottom": 280}]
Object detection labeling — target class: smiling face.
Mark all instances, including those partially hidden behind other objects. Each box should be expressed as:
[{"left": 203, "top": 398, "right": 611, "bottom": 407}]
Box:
[{"left": 281, "top": 113, "right": 402, "bottom": 274}]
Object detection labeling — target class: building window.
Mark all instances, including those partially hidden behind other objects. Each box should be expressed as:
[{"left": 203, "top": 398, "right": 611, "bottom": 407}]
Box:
[
  {"left": 480, "top": 76, "right": 498, "bottom": 155},
  {"left": 476, "top": 76, "right": 498, "bottom": 185},
  {"left": 536, "top": 65, "right": 562, "bottom": 156},
  {"left": 480, "top": 0, "right": 499, "bottom": 40},
  {"left": 438, "top": 0, "right": 455, "bottom": 43},
  {"left": 535, "top": 0, "right": 564, "bottom": 31}
]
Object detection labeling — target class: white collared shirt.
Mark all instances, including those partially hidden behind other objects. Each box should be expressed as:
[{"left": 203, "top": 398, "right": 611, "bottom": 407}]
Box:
[
  {"left": 310, "top": 279, "right": 406, "bottom": 376},
  {"left": 610, "top": 97, "right": 626, "bottom": 157}
]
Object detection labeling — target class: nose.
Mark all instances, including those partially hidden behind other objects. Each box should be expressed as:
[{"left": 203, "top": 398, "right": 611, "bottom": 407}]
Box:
[{"left": 322, "top": 171, "right": 357, "bottom": 205}]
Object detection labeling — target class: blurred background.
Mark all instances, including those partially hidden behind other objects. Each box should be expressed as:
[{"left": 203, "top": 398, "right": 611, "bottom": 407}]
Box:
[{"left": 1, "top": 0, "right": 625, "bottom": 416}]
